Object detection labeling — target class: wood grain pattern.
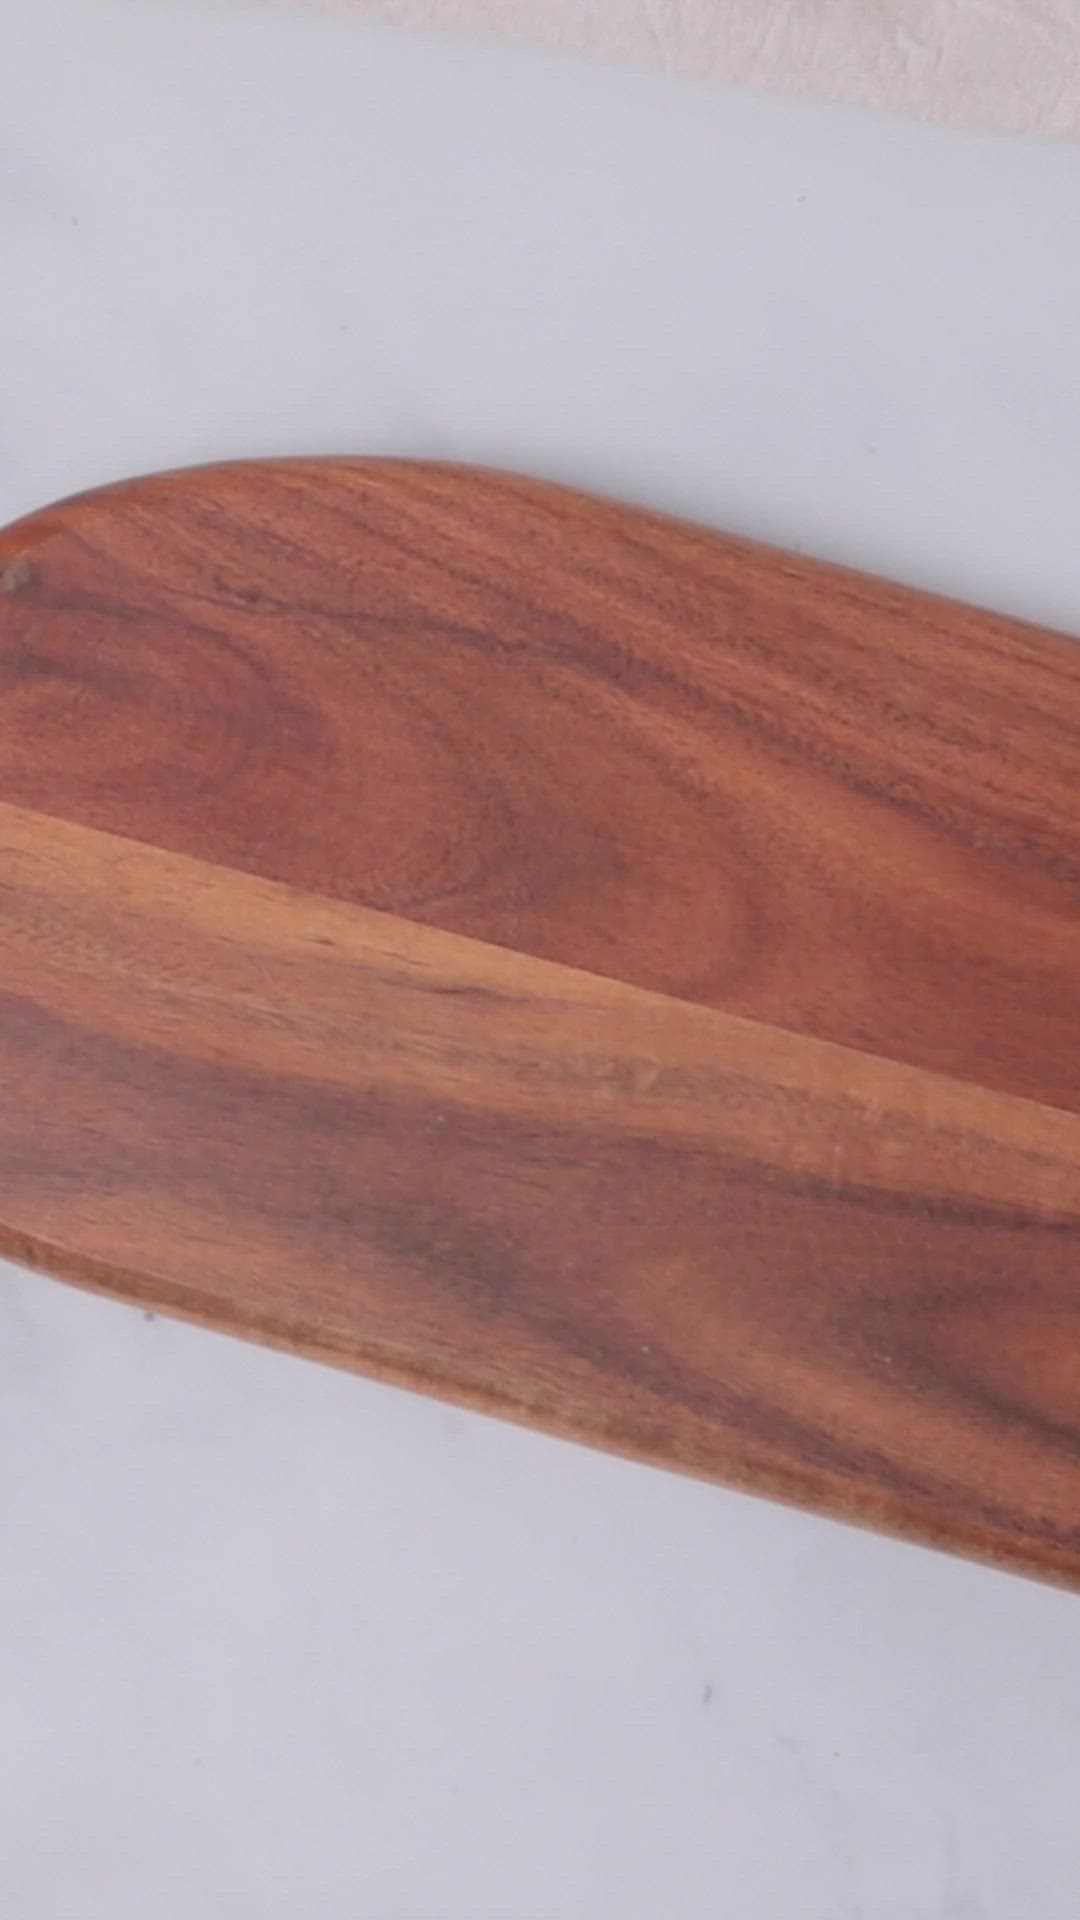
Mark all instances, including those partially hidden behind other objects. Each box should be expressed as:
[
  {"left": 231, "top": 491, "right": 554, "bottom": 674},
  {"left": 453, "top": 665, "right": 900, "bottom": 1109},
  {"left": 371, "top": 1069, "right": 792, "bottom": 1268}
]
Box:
[
  {"left": 4, "top": 458, "right": 1080, "bottom": 1111},
  {"left": 2, "top": 457, "right": 1080, "bottom": 1585}
]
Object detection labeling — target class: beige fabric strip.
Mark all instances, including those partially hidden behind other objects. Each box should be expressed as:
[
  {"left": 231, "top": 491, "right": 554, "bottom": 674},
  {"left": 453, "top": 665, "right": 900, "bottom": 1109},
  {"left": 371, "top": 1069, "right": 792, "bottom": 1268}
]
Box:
[{"left": 286, "top": 0, "right": 1080, "bottom": 137}]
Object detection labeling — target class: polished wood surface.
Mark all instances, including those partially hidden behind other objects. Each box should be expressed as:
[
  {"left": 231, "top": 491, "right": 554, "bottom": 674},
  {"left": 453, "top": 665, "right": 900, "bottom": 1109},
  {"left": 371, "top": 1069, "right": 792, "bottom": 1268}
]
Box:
[{"left": 2, "top": 458, "right": 1079, "bottom": 1584}]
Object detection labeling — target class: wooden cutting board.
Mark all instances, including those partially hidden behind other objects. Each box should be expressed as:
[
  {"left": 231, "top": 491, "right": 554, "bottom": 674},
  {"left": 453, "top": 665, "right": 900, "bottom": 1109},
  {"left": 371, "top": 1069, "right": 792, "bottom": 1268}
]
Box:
[{"left": 3, "top": 457, "right": 1080, "bottom": 1587}]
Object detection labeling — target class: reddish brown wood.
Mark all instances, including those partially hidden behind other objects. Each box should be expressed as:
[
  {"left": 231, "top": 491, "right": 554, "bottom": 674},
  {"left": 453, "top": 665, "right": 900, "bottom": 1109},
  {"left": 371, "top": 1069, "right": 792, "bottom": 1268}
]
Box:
[
  {"left": 4, "top": 458, "right": 1080, "bottom": 1111},
  {"left": 2, "top": 458, "right": 1080, "bottom": 1585}
]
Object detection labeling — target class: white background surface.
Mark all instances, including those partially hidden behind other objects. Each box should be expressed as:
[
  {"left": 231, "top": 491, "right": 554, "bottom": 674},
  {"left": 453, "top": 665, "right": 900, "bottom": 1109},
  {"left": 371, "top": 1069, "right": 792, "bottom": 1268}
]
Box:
[{"left": 3, "top": 3, "right": 1080, "bottom": 1914}]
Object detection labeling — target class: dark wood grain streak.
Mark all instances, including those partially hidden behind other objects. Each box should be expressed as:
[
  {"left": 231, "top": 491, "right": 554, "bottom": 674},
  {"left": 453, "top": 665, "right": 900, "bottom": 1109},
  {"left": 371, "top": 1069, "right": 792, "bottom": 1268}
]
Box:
[
  {"left": 3, "top": 459, "right": 1080, "bottom": 1113},
  {"left": 3, "top": 458, "right": 1080, "bottom": 1586}
]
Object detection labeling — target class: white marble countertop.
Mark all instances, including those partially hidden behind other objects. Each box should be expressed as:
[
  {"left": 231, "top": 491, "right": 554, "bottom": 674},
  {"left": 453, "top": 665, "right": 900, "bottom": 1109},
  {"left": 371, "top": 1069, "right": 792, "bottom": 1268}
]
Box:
[{"left": 3, "top": 3, "right": 1080, "bottom": 1914}]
